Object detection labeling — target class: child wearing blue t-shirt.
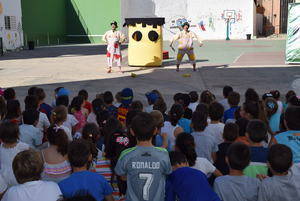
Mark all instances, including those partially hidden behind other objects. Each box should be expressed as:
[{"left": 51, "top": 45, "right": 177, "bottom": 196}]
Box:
[
  {"left": 223, "top": 91, "right": 240, "bottom": 123},
  {"left": 59, "top": 140, "right": 114, "bottom": 201},
  {"left": 166, "top": 151, "right": 221, "bottom": 201}
]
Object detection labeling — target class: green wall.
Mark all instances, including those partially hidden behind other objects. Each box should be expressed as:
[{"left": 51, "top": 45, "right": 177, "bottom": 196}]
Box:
[
  {"left": 21, "top": 0, "right": 67, "bottom": 46},
  {"left": 21, "top": 0, "right": 121, "bottom": 45},
  {"left": 66, "top": 0, "right": 121, "bottom": 43}
]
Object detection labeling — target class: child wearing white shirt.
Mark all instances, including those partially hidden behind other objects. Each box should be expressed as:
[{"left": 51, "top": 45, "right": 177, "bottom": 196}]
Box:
[
  {"left": 2, "top": 149, "right": 62, "bottom": 201},
  {"left": 0, "top": 122, "right": 30, "bottom": 187},
  {"left": 207, "top": 102, "right": 225, "bottom": 145},
  {"left": 51, "top": 106, "right": 73, "bottom": 141}
]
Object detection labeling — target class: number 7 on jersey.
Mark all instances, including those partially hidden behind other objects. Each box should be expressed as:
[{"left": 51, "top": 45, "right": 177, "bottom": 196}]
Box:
[{"left": 139, "top": 173, "right": 154, "bottom": 200}]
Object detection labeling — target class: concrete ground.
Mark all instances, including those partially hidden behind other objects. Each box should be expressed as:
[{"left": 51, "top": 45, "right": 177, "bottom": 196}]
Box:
[{"left": 0, "top": 39, "right": 300, "bottom": 107}]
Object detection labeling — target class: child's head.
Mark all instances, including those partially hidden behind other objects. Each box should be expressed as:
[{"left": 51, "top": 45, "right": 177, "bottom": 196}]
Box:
[
  {"left": 284, "top": 106, "right": 300, "bottom": 130},
  {"left": 103, "top": 91, "right": 114, "bottom": 105},
  {"left": 285, "top": 90, "right": 296, "bottom": 103},
  {"left": 130, "top": 100, "right": 144, "bottom": 112},
  {"left": 13, "top": 150, "right": 44, "bottom": 184},
  {"left": 169, "top": 151, "right": 189, "bottom": 170},
  {"left": 245, "top": 88, "right": 259, "bottom": 103},
  {"left": 169, "top": 104, "right": 184, "bottom": 126},
  {"left": 268, "top": 144, "right": 293, "bottom": 175},
  {"left": 181, "top": 94, "right": 191, "bottom": 109},
  {"left": 223, "top": 123, "right": 239, "bottom": 142},
  {"left": 153, "top": 98, "right": 167, "bottom": 114},
  {"left": 246, "top": 119, "right": 267, "bottom": 144},
  {"left": 70, "top": 96, "right": 84, "bottom": 113},
  {"left": 223, "top": 86, "right": 233, "bottom": 98},
  {"left": 92, "top": 98, "right": 109, "bottom": 127},
  {"left": 51, "top": 105, "right": 68, "bottom": 124},
  {"left": 3, "top": 88, "right": 16, "bottom": 101},
  {"left": 173, "top": 93, "right": 184, "bottom": 104},
  {"left": 270, "top": 90, "right": 280, "bottom": 101},
  {"left": 47, "top": 126, "right": 69, "bottom": 156},
  {"left": 126, "top": 110, "right": 142, "bottom": 130},
  {"left": 200, "top": 90, "right": 215, "bottom": 105},
  {"left": 241, "top": 101, "right": 259, "bottom": 119},
  {"left": 191, "top": 111, "right": 208, "bottom": 132},
  {"left": 0, "top": 96, "right": 7, "bottom": 120},
  {"left": 121, "top": 88, "right": 133, "bottom": 106},
  {"left": 262, "top": 93, "right": 273, "bottom": 101},
  {"left": 56, "top": 87, "right": 70, "bottom": 98},
  {"left": 227, "top": 143, "right": 250, "bottom": 171},
  {"left": 68, "top": 139, "right": 92, "bottom": 169},
  {"left": 130, "top": 112, "right": 156, "bottom": 142},
  {"left": 209, "top": 102, "right": 224, "bottom": 121},
  {"left": 263, "top": 98, "right": 278, "bottom": 118},
  {"left": 287, "top": 95, "right": 300, "bottom": 107},
  {"left": 195, "top": 103, "right": 209, "bottom": 115},
  {"left": 228, "top": 91, "right": 240, "bottom": 107},
  {"left": 78, "top": 89, "right": 88, "bottom": 101},
  {"left": 6, "top": 99, "right": 21, "bottom": 119},
  {"left": 35, "top": 88, "right": 46, "bottom": 103},
  {"left": 145, "top": 91, "right": 159, "bottom": 105},
  {"left": 22, "top": 109, "right": 39, "bottom": 126},
  {"left": 103, "top": 118, "right": 123, "bottom": 142},
  {"left": 150, "top": 110, "right": 164, "bottom": 132},
  {"left": 175, "top": 132, "right": 197, "bottom": 167},
  {"left": 0, "top": 121, "right": 19, "bottom": 144},
  {"left": 56, "top": 95, "right": 69, "bottom": 107},
  {"left": 82, "top": 123, "right": 100, "bottom": 159},
  {"left": 189, "top": 91, "right": 199, "bottom": 103},
  {"left": 24, "top": 95, "right": 39, "bottom": 110},
  {"left": 27, "top": 86, "right": 38, "bottom": 96}
]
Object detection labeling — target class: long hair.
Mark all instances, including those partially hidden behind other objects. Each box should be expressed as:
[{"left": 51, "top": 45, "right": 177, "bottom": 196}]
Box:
[
  {"left": 47, "top": 126, "right": 69, "bottom": 156},
  {"left": 175, "top": 132, "right": 197, "bottom": 166},
  {"left": 92, "top": 98, "right": 109, "bottom": 128}
]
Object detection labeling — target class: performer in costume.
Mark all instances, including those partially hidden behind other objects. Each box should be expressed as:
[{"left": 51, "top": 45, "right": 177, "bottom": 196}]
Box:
[
  {"left": 103, "top": 21, "right": 126, "bottom": 73},
  {"left": 170, "top": 22, "right": 203, "bottom": 72}
]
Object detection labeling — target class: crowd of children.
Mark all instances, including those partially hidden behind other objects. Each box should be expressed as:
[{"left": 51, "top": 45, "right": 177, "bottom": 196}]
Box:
[{"left": 0, "top": 85, "right": 300, "bottom": 201}]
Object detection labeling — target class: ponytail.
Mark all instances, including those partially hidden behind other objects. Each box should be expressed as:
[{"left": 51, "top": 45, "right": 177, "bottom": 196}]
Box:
[
  {"left": 47, "top": 125, "right": 69, "bottom": 156},
  {"left": 175, "top": 132, "right": 197, "bottom": 166},
  {"left": 82, "top": 123, "right": 100, "bottom": 159}
]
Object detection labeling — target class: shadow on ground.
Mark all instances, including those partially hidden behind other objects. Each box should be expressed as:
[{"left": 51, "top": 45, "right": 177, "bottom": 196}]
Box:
[
  {"left": 12, "top": 65, "right": 300, "bottom": 108},
  {"left": 0, "top": 44, "right": 128, "bottom": 60}
]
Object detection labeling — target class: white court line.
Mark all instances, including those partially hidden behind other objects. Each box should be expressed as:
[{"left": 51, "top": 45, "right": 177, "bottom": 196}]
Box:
[{"left": 233, "top": 52, "right": 245, "bottom": 63}]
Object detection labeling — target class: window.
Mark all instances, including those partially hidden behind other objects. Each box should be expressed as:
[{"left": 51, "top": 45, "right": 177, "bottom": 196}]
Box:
[{"left": 4, "top": 16, "right": 16, "bottom": 31}]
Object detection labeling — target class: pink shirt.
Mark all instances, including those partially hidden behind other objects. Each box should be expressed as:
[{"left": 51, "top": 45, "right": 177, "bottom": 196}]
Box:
[{"left": 73, "top": 110, "right": 86, "bottom": 132}]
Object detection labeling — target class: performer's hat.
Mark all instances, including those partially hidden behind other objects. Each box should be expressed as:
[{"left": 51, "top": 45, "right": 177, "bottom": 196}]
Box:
[
  {"left": 110, "top": 21, "right": 118, "bottom": 28},
  {"left": 182, "top": 22, "right": 190, "bottom": 28}
]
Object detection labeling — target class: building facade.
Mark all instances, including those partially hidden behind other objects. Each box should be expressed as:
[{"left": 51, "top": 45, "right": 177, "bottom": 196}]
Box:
[
  {"left": 0, "top": 0, "right": 23, "bottom": 51},
  {"left": 122, "top": 0, "right": 257, "bottom": 40}
]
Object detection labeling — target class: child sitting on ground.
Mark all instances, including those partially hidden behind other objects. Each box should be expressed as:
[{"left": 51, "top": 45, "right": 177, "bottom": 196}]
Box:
[
  {"left": 3, "top": 88, "right": 16, "bottom": 101},
  {"left": 166, "top": 151, "right": 221, "bottom": 201},
  {"left": 0, "top": 122, "right": 30, "bottom": 187},
  {"left": 115, "top": 112, "right": 172, "bottom": 201},
  {"left": 219, "top": 86, "right": 233, "bottom": 111},
  {"left": 207, "top": 102, "right": 225, "bottom": 145},
  {"left": 19, "top": 109, "right": 43, "bottom": 149},
  {"left": 258, "top": 144, "right": 300, "bottom": 201},
  {"left": 103, "top": 91, "right": 118, "bottom": 118},
  {"left": 175, "top": 132, "right": 222, "bottom": 177},
  {"left": 59, "top": 140, "right": 114, "bottom": 201},
  {"left": 51, "top": 106, "right": 73, "bottom": 141},
  {"left": 69, "top": 96, "right": 87, "bottom": 133},
  {"left": 244, "top": 120, "right": 269, "bottom": 178},
  {"left": 223, "top": 91, "right": 240, "bottom": 123},
  {"left": 214, "top": 123, "right": 239, "bottom": 175},
  {"left": 214, "top": 143, "right": 260, "bottom": 201},
  {"left": 35, "top": 87, "right": 53, "bottom": 119},
  {"left": 188, "top": 91, "right": 199, "bottom": 112},
  {"left": 191, "top": 111, "right": 218, "bottom": 163},
  {"left": 2, "top": 150, "right": 62, "bottom": 201},
  {"left": 78, "top": 89, "right": 92, "bottom": 115},
  {"left": 5, "top": 100, "right": 22, "bottom": 124}
]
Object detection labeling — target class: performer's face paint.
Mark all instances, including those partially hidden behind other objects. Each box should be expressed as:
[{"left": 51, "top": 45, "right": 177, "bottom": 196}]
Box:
[
  {"left": 183, "top": 25, "right": 189, "bottom": 32},
  {"left": 111, "top": 24, "right": 117, "bottom": 31}
]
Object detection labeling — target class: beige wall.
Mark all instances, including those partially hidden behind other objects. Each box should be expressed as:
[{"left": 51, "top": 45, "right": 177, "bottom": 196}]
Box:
[{"left": 261, "top": 0, "right": 281, "bottom": 34}]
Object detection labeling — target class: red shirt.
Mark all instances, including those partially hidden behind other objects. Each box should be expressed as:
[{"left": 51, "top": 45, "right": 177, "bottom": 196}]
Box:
[{"left": 84, "top": 101, "right": 92, "bottom": 114}]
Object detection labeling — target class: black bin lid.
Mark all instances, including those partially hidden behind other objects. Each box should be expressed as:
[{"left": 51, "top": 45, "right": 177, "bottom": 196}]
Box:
[{"left": 124, "top": 18, "right": 165, "bottom": 28}]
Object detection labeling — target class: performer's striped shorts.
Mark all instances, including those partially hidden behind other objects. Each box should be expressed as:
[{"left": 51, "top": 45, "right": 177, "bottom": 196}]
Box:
[{"left": 176, "top": 48, "right": 196, "bottom": 65}]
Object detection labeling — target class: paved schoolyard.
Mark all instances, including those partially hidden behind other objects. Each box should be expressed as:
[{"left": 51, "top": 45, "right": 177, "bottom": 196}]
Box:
[{"left": 0, "top": 39, "right": 299, "bottom": 108}]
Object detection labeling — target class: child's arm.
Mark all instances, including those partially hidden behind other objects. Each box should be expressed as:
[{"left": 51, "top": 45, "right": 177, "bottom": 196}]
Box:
[
  {"left": 213, "top": 169, "right": 223, "bottom": 177},
  {"left": 160, "top": 132, "right": 169, "bottom": 149}
]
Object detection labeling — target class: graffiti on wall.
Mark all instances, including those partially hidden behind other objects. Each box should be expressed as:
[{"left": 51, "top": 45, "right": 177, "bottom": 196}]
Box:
[
  {"left": 166, "top": 16, "right": 196, "bottom": 34},
  {"left": 196, "top": 12, "right": 219, "bottom": 32}
]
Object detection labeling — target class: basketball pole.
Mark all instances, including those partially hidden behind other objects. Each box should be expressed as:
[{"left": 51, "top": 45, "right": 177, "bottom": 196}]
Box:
[{"left": 226, "top": 18, "right": 230, "bottom": 41}]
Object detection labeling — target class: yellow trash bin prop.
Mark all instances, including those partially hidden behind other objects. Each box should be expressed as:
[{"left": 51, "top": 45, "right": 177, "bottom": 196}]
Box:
[{"left": 124, "top": 18, "right": 165, "bottom": 67}]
